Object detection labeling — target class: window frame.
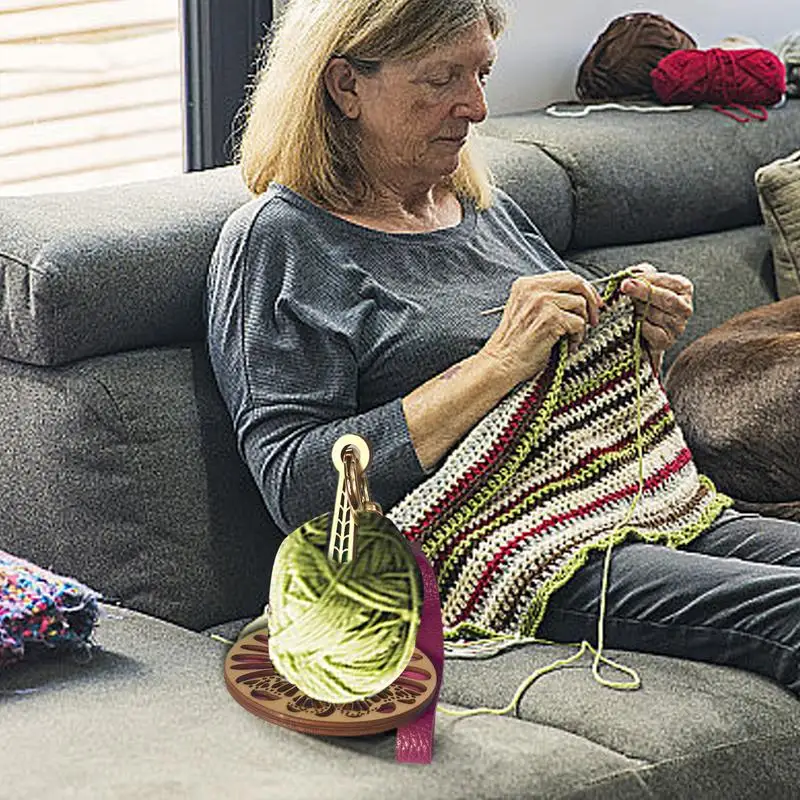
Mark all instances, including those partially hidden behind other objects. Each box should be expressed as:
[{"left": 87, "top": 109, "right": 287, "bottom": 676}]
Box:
[{"left": 181, "top": 0, "right": 273, "bottom": 171}]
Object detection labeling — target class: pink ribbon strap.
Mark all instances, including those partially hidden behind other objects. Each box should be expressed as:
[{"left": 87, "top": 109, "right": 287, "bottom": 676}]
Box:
[{"left": 395, "top": 541, "right": 443, "bottom": 764}]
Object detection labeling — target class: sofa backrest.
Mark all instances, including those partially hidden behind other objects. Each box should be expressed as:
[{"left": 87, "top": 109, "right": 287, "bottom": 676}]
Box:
[
  {"left": 0, "top": 166, "right": 250, "bottom": 367},
  {"left": 482, "top": 102, "right": 800, "bottom": 251},
  {"left": 2, "top": 105, "right": 798, "bottom": 370}
]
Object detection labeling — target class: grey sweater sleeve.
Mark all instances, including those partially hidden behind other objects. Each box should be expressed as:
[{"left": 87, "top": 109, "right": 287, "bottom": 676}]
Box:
[{"left": 206, "top": 197, "right": 429, "bottom": 536}]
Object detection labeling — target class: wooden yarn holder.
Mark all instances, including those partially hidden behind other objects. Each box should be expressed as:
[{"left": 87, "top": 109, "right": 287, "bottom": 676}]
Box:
[{"left": 224, "top": 629, "right": 438, "bottom": 737}]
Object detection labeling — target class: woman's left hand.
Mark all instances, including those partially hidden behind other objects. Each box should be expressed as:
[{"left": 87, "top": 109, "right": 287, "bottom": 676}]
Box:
[{"left": 619, "top": 263, "right": 694, "bottom": 364}]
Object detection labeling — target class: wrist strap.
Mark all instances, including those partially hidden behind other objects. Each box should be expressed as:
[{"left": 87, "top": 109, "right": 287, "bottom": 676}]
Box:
[{"left": 395, "top": 542, "right": 443, "bottom": 764}]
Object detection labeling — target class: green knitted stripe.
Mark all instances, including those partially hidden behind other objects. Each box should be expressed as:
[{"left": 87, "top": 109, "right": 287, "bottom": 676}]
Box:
[
  {"left": 434, "top": 409, "right": 677, "bottom": 584},
  {"left": 559, "top": 349, "right": 636, "bottom": 408},
  {"left": 441, "top": 480, "right": 733, "bottom": 644}
]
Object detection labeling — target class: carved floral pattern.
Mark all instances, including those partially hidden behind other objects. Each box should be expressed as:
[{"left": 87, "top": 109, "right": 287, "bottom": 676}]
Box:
[{"left": 229, "top": 634, "right": 432, "bottom": 719}]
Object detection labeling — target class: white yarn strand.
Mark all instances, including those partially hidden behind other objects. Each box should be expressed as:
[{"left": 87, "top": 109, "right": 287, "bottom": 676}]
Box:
[{"left": 545, "top": 102, "right": 693, "bottom": 117}]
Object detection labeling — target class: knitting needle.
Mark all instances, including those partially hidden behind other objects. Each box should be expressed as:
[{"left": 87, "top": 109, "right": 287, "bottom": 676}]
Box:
[{"left": 479, "top": 274, "right": 618, "bottom": 316}]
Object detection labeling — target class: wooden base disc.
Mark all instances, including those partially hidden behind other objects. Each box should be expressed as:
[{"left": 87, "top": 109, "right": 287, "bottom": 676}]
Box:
[{"left": 224, "top": 629, "right": 438, "bottom": 737}]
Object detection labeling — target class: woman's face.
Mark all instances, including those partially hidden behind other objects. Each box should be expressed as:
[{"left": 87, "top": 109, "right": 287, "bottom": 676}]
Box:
[{"left": 344, "top": 19, "right": 497, "bottom": 190}]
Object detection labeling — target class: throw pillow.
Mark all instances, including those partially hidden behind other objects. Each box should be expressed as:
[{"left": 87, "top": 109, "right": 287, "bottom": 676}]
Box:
[{"left": 755, "top": 149, "right": 800, "bottom": 299}]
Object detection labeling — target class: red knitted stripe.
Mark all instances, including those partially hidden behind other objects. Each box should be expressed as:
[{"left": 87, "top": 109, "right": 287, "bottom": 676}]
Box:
[
  {"left": 452, "top": 446, "right": 695, "bottom": 623},
  {"left": 427, "top": 402, "right": 673, "bottom": 571}
]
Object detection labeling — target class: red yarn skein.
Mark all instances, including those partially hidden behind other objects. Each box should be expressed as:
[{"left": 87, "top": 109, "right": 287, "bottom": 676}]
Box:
[{"left": 652, "top": 48, "right": 786, "bottom": 106}]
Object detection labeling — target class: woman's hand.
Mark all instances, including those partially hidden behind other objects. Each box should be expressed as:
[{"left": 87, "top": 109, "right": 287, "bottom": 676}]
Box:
[
  {"left": 481, "top": 271, "right": 605, "bottom": 385},
  {"left": 404, "top": 271, "right": 602, "bottom": 472},
  {"left": 619, "top": 263, "right": 694, "bottom": 368}
]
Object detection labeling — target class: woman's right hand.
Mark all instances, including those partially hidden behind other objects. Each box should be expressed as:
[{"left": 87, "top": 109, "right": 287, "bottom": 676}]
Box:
[
  {"left": 403, "top": 271, "right": 604, "bottom": 473},
  {"left": 480, "top": 271, "right": 605, "bottom": 385}
]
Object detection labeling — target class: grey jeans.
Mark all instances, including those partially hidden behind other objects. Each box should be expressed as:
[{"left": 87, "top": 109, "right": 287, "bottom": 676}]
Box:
[{"left": 537, "top": 510, "right": 800, "bottom": 695}]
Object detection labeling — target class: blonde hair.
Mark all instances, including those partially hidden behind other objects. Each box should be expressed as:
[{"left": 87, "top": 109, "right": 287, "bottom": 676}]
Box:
[{"left": 237, "top": 0, "right": 507, "bottom": 211}]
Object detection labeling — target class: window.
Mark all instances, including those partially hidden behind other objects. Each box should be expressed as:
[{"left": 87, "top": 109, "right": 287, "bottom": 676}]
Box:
[
  {"left": 0, "top": 0, "right": 183, "bottom": 195},
  {"left": 0, "top": 0, "right": 272, "bottom": 195}
]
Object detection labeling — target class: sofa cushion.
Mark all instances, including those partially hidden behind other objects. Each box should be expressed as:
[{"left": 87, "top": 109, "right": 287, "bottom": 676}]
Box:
[
  {"left": 568, "top": 225, "right": 777, "bottom": 369},
  {"left": 756, "top": 149, "right": 800, "bottom": 299},
  {"left": 0, "top": 344, "right": 280, "bottom": 630},
  {"left": 0, "top": 166, "right": 250, "bottom": 366},
  {"left": 479, "top": 133, "right": 573, "bottom": 252},
  {"left": 4, "top": 607, "right": 800, "bottom": 798},
  {"left": 482, "top": 101, "right": 800, "bottom": 250},
  {"left": 443, "top": 643, "right": 800, "bottom": 797}
]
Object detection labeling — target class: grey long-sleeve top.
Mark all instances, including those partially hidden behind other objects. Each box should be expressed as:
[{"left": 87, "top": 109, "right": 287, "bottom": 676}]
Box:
[{"left": 206, "top": 183, "right": 564, "bottom": 535}]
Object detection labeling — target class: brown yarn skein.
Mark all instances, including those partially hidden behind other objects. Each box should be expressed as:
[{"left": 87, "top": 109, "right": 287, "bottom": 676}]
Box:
[{"left": 576, "top": 12, "right": 697, "bottom": 101}]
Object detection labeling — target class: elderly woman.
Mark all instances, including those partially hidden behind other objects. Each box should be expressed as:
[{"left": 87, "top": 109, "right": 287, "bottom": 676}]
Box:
[{"left": 207, "top": 0, "right": 800, "bottom": 696}]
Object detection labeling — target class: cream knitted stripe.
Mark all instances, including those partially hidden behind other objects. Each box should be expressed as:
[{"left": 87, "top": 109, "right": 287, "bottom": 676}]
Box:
[
  {"left": 438, "top": 445, "right": 710, "bottom": 631},
  {"left": 387, "top": 285, "right": 733, "bottom": 656}
]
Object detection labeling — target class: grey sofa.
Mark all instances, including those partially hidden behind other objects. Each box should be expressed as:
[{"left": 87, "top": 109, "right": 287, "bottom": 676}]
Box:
[{"left": 2, "top": 101, "right": 799, "bottom": 798}]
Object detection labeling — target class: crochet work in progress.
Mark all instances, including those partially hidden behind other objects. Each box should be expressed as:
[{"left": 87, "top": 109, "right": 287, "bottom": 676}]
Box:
[
  {"left": 0, "top": 550, "right": 100, "bottom": 666},
  {"left": 388, "top": 283, "right": 732, "bottom": 664}
]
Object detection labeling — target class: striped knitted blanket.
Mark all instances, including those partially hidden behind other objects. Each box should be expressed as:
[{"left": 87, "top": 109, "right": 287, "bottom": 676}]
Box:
[{"left": 387, "top": 286, "right": 731, "bottom": 653}]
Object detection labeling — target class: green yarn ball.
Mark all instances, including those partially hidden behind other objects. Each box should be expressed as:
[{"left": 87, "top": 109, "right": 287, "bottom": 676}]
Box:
[{"left": 268, "top": 510, "right": 423, "bottom": 704}]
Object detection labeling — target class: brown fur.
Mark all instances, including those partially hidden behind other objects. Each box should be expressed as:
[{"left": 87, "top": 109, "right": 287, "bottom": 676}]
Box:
[{"left": 665, "top": 297, "right": 800, "bottom": 521}]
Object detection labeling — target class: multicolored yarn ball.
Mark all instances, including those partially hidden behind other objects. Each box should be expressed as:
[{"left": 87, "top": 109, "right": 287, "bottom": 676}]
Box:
[
  {"left": 0, "top": 550, "right": 99, "bottom": 666},
  {"left": 267, "top": 510, "right": 423, "bottom": 704},
  {"left": 576, "top": 12, "right": 697, "bottom": 101},
  {"left": 652, "top": 47, "right": 786, "bottom": 106}
]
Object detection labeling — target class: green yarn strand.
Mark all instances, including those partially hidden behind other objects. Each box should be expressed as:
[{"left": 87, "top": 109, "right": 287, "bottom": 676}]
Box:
[{"left": 437, "top": 271, "right": 733, "bottom": 718}]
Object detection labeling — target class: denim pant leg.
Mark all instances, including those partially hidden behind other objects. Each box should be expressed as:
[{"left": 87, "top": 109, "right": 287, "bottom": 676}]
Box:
[
  {"left": 536, "top": 511, "right": 800, "bottom": 695},
  {"left": 684, "top": 510, "right": 800, "bottom": 565}
]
